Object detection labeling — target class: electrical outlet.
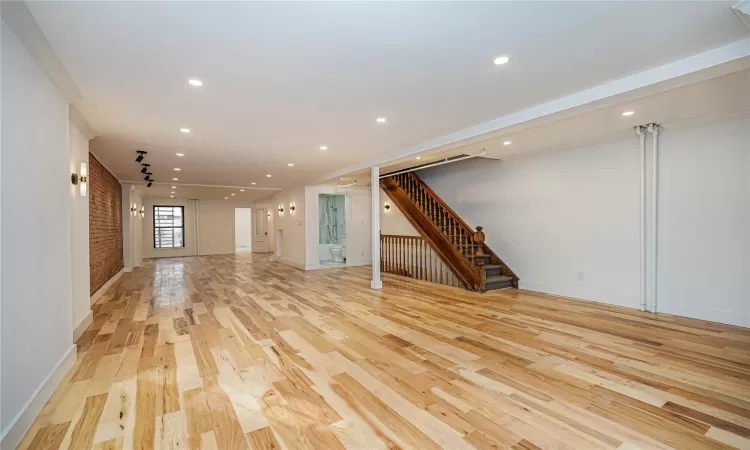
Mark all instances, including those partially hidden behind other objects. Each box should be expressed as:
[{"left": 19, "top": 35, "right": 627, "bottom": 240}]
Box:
[{"left": 577, "top": 272, "right": 584, "bottom": 281}]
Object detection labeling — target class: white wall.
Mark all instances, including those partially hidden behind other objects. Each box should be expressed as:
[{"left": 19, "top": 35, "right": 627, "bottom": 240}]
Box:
[
  {"left": 418, "top": 118, "right": 749, "bottom": 327},
  {"left": 655, "top": 119, "right": 749, "bottom": 327},
  {"left": 234, "top": 208, "right": 252, "bottom": 248},
  {"left": 142, "top": 197, "right": 256, "bottom": 259},
  {"left": 69, "top": 122, "right": 91, "bottom": 332},
  {"left": 380, "top": 188, "right": 420, "bottom": 236},
  {"left": 1, "top": 20, "right": 75, "bottom": 446},
  {"left": 198, "top": 200, "right": 237, "bottom": 255},
  {"left": 271, "top": 187, "right": 307, "bottom": 268},
  {"left": 121, "top": 184, "right": 144, "bottom": 270}
]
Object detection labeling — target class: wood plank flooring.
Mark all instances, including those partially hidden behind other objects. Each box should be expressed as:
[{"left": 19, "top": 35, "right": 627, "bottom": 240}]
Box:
[{"left": 19, "top": 253, "right": 750, "bottom": 450}]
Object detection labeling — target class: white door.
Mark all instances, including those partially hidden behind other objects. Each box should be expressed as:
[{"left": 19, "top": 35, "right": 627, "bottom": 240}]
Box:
[{"left": 253, "top": 207, "right": 269, "bottom": 252}]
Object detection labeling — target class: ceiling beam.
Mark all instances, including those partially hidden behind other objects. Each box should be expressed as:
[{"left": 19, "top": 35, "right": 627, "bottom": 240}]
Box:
[
  {"left": 318, "top": 38, "right": 750, "bottom": 184},
  {"left": 2, "top": 0, "right": 97, "bottom": 137}
]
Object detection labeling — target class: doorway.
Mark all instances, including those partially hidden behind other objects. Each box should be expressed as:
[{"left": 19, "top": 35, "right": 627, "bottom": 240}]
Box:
[
  {"left": 234, "top": 208, "right": 252, "bottom": 253},
  {"left": 319, "top": 194, "right": 346, "bottom": 267},
  {"left": 253, "top": 207, "right": 269, "bottom": 252}
]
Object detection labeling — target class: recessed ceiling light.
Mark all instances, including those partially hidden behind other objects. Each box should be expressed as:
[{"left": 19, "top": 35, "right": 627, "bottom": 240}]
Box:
[
  {"left": 170, "top": 191, "right": 175, "bottom": 194},
  {"left": 503, "top": 141, "right": 512, "bottom": 146},
  {"left": 231, "top": 193, "right": 235, "bottom": 196},
  {"left": 251, "top": 182, "right": 256, "bottom": 185},
  {"left": 188, "top": 78, "right": 203, "bottom": 87},
  {"left": 240, "top": 189, "right": 245, "bottom": 192},
  {"left": 224, "top": 196, "right": 228, "bottom": 199},
  {"left": 171, "top": 186, "right": 177, "bottom": 189},
  {"left": 376, "top": 117, "right": 387, "bottom": 123},
  {"left": 176, "top": 153, "right": 185, "bottom": 157},
  {"left": 288, "top": 163, "right": 294, "bottom": 167},
  {"left": 493, "top": 55, "right": 510, "bottom": 65},
  {"left": 174, "top": 168, "right": 181, "bottom": 171},
  {"left": 320, "top": 145, "right": 328, "bottom": 151},
  {"left": 180, "top": 128, "right": 190, "bottom": 133},
  {"left": 173, "top": 177, "right": 179, "bottom": 181},
  {"left": 266, "top": 174, "right": 272, "bottom": 178},
  {"left": 170, "top": 195, "right": 174, "bottom": 198},
  {"left": 622, "top": 110, "right": 635, "bottom": 117},
  {"left": 340, "top": 178, "right": 345, "bottom": 180},
  {"left": 415, "top": 156, "right": 421, "bottom": 160}
]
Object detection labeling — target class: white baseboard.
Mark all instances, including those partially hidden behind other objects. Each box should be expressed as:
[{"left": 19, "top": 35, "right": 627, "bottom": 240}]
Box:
[
  {"left": 123, "top": 266, "right": 132, "bottom": 273},
  {"left": 73, "top": 310, "right": 93, "bottom": 342},
  {"left": 346, "top": 260, "right": 371, "bottom": 268},
  {"left": 0, "top": 345, "right": 76, "bottom": 450},
  {"left": 658, "top": 302, "right": 750, "bottom": 329},
  {"left": 272, "top": 256, "right": 305, "bottom": 270},
  {"left": 90, "top": 268, "right": 124, "bottom": 306}
]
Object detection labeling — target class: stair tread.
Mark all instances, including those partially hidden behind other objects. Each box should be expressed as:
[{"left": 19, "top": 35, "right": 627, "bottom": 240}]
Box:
[
  {"left": 486, "top": 275, "right": 513, "bottom": 282},
  {"left": 483, "top": 264, "right": 503, "bottom": 270}
]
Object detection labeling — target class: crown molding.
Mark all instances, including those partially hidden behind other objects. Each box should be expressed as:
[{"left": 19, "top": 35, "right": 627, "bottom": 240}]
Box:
[
  {"left": 2, "top": 1, "right": 99, "bottom": 137},
  {"left": 1, "top": 1, "right": 81, "bottom": 102},
  {"left": 69, "top": 105, "right": 98, "bottom": 139}
]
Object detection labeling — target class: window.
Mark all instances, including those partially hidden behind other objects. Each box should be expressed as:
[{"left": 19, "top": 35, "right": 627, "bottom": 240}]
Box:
[{"left": 153, "top": 206, "right": 184, "bottom": 248}]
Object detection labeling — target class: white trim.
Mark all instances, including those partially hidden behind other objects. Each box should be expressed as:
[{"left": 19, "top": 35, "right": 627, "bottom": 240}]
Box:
[
  {"left": 319, "top": 38, "right": 750, "bottom": 183},
  {"left": 69, "top": 105, "right": 97, "bottom": 139},
  {"left": 658, "top": 302, "right": 750, "bottom": 329},
  {"left": 121, "top": 181, "right": 282, "bottom": 191},
  {"left": 273, "top": 256, "right": 306, "bottom": 270},
  {"left": 123, "top": 266, "right": 133, "bottom": 273},
  {"left": 73, "top": 310, "right": 93, "bottom": 342},
  {"left": 90, "top": 150, "right": 120, "bottom": 182},
  {"left": 90, "top": 268, "right": 124, "bottom": 306},
  {"left": 0, "top": 346, "right": 77, "bottom": 450},
  {"left": 0, "top": 1, "right": 82, "bottom": 103}
]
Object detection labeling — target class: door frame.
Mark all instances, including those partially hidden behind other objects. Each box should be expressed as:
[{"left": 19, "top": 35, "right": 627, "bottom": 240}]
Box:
[{"left": 253, "top": 206, "right": 269, "bottom": 252}]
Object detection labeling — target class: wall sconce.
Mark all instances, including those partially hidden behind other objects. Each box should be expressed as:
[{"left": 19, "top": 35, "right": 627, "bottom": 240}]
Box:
[
  {"left": 278, "top": 204, "right": 284, "bottom": 215},
  {"left": 384, "top": 201, "right": 391, "bottom": 213},
  {"left": 131, "top": 203, "right": 138, "bottom": 216},
  {"left": 289, "top": 202, "right": 296, "bottom": 214},
  {"left": 140, "top": 206, "right": 145, "bottom": 218},
  {"left": 70, "top": 162, "right": 88, "bottom": 197}
]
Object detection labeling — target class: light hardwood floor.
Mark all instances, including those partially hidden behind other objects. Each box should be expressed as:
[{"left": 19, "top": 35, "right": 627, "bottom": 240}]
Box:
[{"left": 19, "top": 253, "right": 750, "bottom": 450}]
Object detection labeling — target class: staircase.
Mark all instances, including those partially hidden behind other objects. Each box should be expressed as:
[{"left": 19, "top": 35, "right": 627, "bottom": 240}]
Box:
[{"left": 380, "top": 171, "right": 518, "bottom": 292}]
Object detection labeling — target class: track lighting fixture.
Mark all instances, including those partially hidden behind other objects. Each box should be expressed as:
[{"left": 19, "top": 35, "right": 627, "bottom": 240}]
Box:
[
  {"left": 144, "top": 172, "right": 153, "bottom": 181},
  {"left": 147, "top": 181, "right": 153, "bottom": 188},
  {"left": 140, "top": 164, "right": 150, "bottom": 174},
  {"left": 135, "top": 150, "right": 147, "bottom": 163}
]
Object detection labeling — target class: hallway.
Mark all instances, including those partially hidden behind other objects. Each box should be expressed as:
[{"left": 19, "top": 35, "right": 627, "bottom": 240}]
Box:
[{"left": 19, "top": 254, "right": 750, "bottom": 450}]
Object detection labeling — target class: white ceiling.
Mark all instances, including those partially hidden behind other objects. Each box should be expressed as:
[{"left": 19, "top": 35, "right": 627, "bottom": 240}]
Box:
[
  {"left": 141, "top": 183, "right": 279, "bottom": 202},
  {"left": 456, "top": 69, "right": 750, "bottom": 161},
  {"left": 335, "top": 68, "right": 750, "bottom": 185},
  {"left": 28, "top": 1, "right": 748, "bottom": 190}
]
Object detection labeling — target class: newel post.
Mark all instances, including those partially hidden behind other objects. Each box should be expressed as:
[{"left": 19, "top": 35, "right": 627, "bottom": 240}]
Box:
[{"left": 473, "top": 226, "right": 485, "bottom": 267}]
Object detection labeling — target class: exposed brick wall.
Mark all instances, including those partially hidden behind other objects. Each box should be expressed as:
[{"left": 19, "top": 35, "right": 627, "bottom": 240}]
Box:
[{"left": 89, "top": 153, "right": 123, "bottom": 294}]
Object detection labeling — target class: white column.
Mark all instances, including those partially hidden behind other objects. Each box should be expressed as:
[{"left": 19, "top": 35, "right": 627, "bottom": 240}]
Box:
[{"left": 371, "top": 166, "right": 382, "bottom": 289}]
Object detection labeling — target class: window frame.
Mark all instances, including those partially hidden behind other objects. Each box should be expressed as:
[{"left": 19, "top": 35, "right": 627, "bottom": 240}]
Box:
[{"left": 153, "top": 205, "right": 185, "bottom": 249}]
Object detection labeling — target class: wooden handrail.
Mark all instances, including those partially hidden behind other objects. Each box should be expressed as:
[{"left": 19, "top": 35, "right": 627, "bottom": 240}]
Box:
[
  {"left": 383, "top": 172, "right": 520, "bottom": 290},
  {"left": 381, "top": 177, "right": 476, "bottom": 290}
]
